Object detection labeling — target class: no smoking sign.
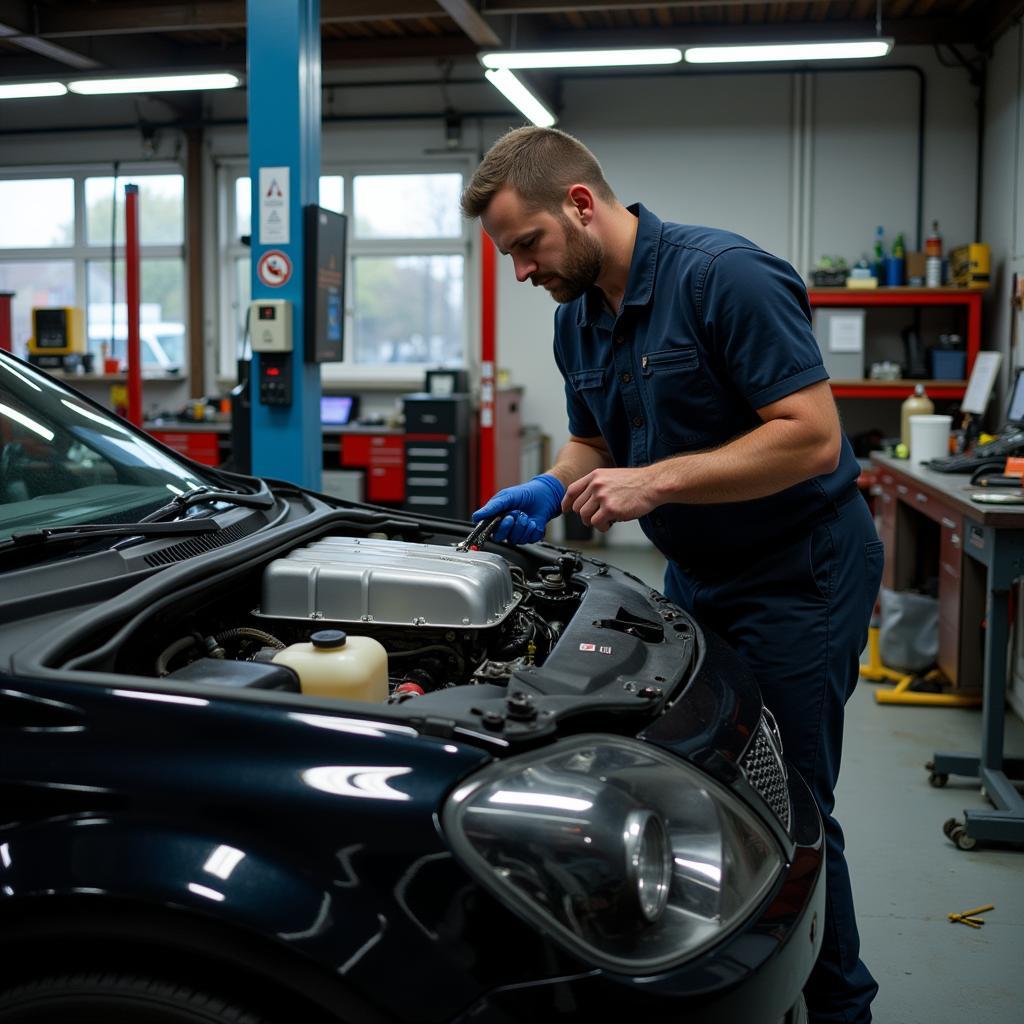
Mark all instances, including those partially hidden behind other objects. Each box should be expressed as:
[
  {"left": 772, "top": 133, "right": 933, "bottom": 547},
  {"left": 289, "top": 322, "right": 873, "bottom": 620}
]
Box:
[{"left": 256, "top": 249, "right": 292, "bottom": 288}]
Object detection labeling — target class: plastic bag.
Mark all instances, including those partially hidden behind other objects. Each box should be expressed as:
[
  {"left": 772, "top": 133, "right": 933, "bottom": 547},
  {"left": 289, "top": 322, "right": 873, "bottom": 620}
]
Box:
[{"left": 878, "top": 587, "right": 938, "bottom": 673}]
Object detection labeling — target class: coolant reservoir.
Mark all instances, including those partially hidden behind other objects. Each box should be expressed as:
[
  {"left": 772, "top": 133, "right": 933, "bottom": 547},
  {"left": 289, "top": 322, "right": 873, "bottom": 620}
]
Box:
[{"left": 272, "top": 629, "right": 388, "bottom": 703}]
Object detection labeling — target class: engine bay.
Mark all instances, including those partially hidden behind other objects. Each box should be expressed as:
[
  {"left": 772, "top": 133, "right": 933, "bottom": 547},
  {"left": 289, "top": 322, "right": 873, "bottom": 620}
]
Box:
[{"left": 23, "top": 507, "right": 699, "bottom": 739}]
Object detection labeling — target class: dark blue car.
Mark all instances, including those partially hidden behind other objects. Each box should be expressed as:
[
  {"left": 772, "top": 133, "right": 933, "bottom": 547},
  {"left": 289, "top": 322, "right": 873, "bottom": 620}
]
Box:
[{"left": 0, "top": 351, "right": 821, "bottom": 1023}]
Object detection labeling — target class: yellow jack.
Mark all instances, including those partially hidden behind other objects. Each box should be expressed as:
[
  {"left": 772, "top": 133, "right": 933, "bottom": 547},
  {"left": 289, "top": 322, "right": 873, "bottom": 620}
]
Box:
[{"left": 859, "top": 627, "right": 981, "bottom": 707}]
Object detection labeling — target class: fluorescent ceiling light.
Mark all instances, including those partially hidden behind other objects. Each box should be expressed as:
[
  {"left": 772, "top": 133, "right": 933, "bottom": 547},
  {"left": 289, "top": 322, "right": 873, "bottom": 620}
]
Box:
[
  {"left": 484, "top": 69, "right": 556, "bottom": 128},
  {"left": 0, "top": 81, "right": 67, "bottom": 99},
  {"left": 68, "top": 72, "right": 240, "bottom": 95},
  {"left": 481, "top": 48, "right": 682, "bottom": 70},
  {"left": 685, "top": 40, "right": 893, "bottom": 64}
]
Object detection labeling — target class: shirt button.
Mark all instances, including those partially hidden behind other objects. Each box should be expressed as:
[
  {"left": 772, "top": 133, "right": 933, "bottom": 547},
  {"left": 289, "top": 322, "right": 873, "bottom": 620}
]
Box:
[
  {"left": 653, "top": 515, "right": 663, "bottom": 527},
  {"left": 633, "top": 416, "right": 644, "bottom": 428},
  {"left": 615, "top": 335, "right": 626, "bottom": 346},
  {"left": 621, "top": 372, "right": 632, "bottom": 383}
]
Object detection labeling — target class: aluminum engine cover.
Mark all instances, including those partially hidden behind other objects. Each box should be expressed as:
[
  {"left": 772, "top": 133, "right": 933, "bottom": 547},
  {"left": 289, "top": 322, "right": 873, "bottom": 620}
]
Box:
[{"left": 259, "top": 536, "right": 517, "bottom": 628}]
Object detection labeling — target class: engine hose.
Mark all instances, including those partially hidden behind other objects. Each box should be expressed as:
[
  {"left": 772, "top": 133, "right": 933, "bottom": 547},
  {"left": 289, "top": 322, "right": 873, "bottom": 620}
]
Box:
[
  {"left": 494, "top": 618, "right": 535, "bottom": 661},
  {"left": 214, "top": 627, "right": 286, "bottom": 650},
  {"left": 155, "top": 634, "right": 200, "bottom": 677},
  {"left": 388, "top": 644, "right": 465, "bottom": 675}
]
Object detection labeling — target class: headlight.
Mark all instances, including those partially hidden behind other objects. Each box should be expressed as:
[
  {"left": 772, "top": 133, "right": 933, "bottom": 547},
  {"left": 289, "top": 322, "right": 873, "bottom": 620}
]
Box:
[{"left": 442, "top": 735, "right": 784, "bottom": 973}]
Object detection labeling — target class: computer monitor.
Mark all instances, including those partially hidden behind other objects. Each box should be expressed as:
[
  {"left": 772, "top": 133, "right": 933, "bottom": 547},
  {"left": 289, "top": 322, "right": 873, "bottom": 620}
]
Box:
[
  {"left": 320, "top": 394, "right": 358, "bottom": 425},
  {"left": 1007, "top": 368, "right": 1024, "bottom": 426},
  {"left": 304, "top": 204, "right": 347, "bottom": 363}
]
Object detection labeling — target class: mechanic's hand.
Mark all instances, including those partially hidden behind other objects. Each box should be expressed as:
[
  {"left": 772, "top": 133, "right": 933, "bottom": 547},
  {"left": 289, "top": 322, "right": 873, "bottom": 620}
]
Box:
[
  {"left": 472, "top": 473, "right": 566, "bottom": 544},
  {"left": 562, "top": 466, "right": 659, "bottom": 532}
]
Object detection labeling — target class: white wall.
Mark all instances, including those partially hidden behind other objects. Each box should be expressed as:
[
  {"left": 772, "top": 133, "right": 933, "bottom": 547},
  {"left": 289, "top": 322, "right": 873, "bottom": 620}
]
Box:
[{"left": 981, "top": 20, "right": 1024, "bottom": 412}]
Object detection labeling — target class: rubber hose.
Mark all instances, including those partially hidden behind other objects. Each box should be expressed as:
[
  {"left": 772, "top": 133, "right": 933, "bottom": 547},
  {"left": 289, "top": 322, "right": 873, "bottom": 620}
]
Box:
[
  {"left": 214, "top": 627, "right": 286, "bottom": 649},
  {"left": 155, "top": 635, "right": 199, "bottom": 677}
]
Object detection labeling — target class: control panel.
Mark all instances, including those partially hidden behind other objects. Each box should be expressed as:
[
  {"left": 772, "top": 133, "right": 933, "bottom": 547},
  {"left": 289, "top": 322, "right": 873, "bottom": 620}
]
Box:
[
  {"left": 250, "top": 300, "right": 293, "bottom": 353},
  {"left": 258, "top": 356, "right": 292, "bottom": 406}
]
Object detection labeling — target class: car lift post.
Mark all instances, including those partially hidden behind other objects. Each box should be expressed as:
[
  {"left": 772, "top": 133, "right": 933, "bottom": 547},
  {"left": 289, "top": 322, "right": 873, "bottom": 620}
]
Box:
[{"left": 246, "top": 0, "right": 322, "bottom": 489}]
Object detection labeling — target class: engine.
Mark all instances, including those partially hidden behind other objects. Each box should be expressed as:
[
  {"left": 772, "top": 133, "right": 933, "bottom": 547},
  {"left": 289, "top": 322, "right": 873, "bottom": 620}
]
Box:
[{"left": 150, "top": 532, "right": 584, "bottom": 702}]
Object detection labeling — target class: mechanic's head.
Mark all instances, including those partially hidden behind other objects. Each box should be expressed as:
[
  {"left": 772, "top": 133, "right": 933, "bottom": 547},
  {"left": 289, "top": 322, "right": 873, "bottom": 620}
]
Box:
[{"left": 462, "top": 127, "right": 616, "bottom": 303}]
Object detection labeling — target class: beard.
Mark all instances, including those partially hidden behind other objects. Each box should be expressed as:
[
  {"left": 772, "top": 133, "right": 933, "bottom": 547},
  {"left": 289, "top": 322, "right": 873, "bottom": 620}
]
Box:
[{"left": 535, "top": 215, "right": 604, "bottom": 304}]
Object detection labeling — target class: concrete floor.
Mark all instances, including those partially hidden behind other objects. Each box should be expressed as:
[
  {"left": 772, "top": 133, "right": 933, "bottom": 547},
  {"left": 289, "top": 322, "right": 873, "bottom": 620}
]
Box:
[{"left": 596, "top": 542, "right": 1023, "bottom": 1024}]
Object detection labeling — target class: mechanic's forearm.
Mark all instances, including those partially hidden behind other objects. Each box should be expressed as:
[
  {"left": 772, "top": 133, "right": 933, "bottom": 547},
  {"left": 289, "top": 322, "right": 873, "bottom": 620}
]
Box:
[
  {"left": 547, "top": 439, "right": 614, "bottom": 490},
  {"left": 648, "top": 419, "right": 839, "bottom": 505}
]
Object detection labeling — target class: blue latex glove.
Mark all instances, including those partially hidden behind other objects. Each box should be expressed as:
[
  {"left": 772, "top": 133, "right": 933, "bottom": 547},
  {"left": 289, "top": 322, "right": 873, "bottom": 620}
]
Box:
[{"left": 472, "top": 473, "right": 566, "bottom": 544}]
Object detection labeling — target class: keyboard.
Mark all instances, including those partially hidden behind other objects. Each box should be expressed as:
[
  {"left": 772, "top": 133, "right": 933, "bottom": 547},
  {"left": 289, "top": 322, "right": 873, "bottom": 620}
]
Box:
[{"left": 926, "top": 429, "right": 1024, "bottom": 473}]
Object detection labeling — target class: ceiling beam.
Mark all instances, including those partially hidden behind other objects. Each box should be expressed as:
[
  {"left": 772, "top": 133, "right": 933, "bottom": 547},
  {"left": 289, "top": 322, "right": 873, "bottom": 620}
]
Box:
[
  {"left": 23, "top": 2, "right": 445, "bottom": 39},
  {"left": 435, "top": 1, "right": 502, "bottom": 46},
  {"left": 506, "top": 18, "right": 973, "bottom": 49},
  {"left": 0, "top": 5, "right": 103, "bottom": 70},
  {"left": 482, "top": 1, "right": 848, "bottom": 11},
  {"left": 322, "top": 35, "right": 481, "bottom": 61},
  {"left": 978, "top": 0, "right": 1024, "bottom": 48}
]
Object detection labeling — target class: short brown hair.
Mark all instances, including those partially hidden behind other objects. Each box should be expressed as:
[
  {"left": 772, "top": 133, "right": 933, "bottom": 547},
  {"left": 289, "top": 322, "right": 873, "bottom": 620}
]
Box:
[{"left": 460, "top": 126, "right": 616, "bottom": 219}]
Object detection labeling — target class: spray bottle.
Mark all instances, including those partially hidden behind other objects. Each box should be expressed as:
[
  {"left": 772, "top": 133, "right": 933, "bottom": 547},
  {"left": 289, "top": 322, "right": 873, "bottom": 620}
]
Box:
[{"left": 925, "top": 220, "right": 943, "bottom": 287}]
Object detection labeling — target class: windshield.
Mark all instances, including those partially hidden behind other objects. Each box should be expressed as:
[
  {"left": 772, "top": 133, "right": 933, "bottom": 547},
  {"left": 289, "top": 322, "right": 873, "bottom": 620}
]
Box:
[{"left": 0, "top": 352, "right": 216, "bottom": 540}]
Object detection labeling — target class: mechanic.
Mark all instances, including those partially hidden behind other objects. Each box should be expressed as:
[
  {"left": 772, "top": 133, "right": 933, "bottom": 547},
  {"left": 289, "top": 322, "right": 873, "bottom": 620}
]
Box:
[{"left": 461, "top": 127, "right": 883, "bottom": 1024}]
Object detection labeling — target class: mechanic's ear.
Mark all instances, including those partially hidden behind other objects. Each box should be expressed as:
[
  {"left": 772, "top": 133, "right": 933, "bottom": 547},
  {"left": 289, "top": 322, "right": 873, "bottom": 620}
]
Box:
[{"left": 566, "top": 184, "right": 595, "bottom": 226}]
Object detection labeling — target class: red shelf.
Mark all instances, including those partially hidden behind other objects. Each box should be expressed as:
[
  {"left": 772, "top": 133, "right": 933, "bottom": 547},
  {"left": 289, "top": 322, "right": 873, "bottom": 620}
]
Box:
[
  {"left": 829, "top": 380, "right": 966, "bottom": 400},
  {"left": 808, "top": 287, "right": 983, "bottom": 399}
]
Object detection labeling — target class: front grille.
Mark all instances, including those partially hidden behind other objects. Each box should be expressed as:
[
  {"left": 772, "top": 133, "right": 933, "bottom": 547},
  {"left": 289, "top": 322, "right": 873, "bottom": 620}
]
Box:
[{"left": 740, "top": 713, "right": 791, "bottom": 830}]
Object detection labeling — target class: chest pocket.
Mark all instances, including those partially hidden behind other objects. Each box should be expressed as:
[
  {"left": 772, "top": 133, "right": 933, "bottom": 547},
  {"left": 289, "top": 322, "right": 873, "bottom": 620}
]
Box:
[
  {"left": 640, "top": 344, "right": 724, "bottom": 448},
  {"left": 568, "top": 367, "right": 607, "bottom": 426}
]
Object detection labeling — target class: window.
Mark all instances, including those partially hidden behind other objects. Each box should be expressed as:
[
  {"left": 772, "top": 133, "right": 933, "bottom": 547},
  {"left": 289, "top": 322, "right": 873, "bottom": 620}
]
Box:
[
  {"left": 219, "top": 166, "right": 468, "bottom": 381},
  {"left": 83, "top": 172, "right": 185, "bottom": 370},
  {"left": 0, "top": 167, "right": 187, "bottom": 375}
]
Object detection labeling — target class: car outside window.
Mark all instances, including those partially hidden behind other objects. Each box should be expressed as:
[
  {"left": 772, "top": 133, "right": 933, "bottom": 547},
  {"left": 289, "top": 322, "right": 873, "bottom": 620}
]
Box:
[{"left": 0, "top": 356, "right": 212, "bottom": 540}]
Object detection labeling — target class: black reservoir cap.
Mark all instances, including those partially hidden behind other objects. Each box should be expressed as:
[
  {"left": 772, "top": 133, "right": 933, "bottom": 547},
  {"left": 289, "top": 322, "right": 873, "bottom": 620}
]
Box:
[{"left": 311, "top": 629, "right": 347, "bottom": 649}]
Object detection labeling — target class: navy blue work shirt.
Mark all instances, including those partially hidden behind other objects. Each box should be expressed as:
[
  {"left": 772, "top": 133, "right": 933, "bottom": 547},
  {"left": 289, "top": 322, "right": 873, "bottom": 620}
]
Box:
[{"left": 552, "top": 204, "right": 860, "bottom": 572}]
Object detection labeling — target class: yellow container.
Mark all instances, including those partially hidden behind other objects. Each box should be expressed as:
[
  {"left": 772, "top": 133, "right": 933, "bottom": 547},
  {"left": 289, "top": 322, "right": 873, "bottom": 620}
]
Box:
[
  {"left": 273, "top": 629, "right": 388, "bottom": 703},
  {"left": 949, "top": 243, "right": 990, "bottom": 289}
]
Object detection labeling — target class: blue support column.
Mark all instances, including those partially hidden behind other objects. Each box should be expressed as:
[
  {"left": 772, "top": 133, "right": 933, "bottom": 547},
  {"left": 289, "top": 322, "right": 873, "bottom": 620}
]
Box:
[{"left": 247, "top": 0, "right": 321, "bottom": 488}]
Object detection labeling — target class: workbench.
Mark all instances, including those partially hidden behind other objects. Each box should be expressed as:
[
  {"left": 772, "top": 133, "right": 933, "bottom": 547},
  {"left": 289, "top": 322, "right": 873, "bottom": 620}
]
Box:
[{"left": 872, "top": 453, "right": 1024, "bottom": 847}]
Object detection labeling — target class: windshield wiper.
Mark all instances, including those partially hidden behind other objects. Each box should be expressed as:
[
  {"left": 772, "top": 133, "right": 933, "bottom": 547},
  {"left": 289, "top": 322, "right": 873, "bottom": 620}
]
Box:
[
  {"left": 140, "top": 479, "right": 275, "bottom": 523},
  {"left": 3, "top": 519, "right": 220, "bottom": 556}
]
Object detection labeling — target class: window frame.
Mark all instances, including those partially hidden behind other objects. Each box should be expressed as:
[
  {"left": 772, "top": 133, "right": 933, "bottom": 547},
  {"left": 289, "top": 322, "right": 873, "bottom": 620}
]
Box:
[
  {"left": 0, "top": 162, "right": 188, "bottom": 372},
  {"left": 217, "top": 157, "right": 475, "bottom": 387}
]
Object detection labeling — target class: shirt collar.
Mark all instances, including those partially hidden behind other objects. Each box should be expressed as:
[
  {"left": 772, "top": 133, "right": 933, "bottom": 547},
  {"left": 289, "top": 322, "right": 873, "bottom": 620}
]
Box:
[{"left": 576, "top": 203, "right": 663, "bottom": 327}]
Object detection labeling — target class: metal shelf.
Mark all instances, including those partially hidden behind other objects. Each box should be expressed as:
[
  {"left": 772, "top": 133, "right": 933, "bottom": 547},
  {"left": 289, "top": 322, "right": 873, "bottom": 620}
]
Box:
[{"left": 808, "top": 287, "right": 983, "bottom": 400}]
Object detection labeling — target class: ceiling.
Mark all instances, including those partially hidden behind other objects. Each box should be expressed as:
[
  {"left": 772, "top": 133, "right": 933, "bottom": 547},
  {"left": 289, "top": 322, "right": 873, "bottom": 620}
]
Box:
[{"left": 0, "top": 1, "right": 1020, "bottom": 80}]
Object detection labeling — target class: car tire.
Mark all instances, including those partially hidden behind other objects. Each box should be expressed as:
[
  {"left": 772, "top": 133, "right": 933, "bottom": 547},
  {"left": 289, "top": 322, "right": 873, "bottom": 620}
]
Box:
[{"left": 0, "top": 972, "right": 272, "bottom": 1023}]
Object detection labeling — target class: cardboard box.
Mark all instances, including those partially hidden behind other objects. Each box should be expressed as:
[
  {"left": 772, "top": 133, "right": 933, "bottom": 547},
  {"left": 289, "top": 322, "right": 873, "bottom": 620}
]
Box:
[
  {"left": 905, "top": 251, "right": 927, "bottom": 284},
  {"left": 949, "top": 243, "right": 990, "bottom": 289}
]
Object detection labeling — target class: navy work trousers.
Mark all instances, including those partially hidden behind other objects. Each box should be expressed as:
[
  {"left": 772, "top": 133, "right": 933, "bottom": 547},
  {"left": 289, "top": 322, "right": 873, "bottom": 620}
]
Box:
[{"left": 664, "top": 490, "right": 884, "bottom": 1024}]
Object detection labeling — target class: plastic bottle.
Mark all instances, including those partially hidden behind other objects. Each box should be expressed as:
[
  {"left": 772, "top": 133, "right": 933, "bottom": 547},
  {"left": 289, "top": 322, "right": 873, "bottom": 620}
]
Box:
[
  {"left": 872, "top": 225, "right": 885, "bottom": 281},
  {"left": 900, "top": 384, "right": 935, "bottom": 450},
  {"left": 925, "top": 220, "right": 943, "bottom": 287},
  {"left": 272, "top": 629, "right": 389, "bottom": 702}
]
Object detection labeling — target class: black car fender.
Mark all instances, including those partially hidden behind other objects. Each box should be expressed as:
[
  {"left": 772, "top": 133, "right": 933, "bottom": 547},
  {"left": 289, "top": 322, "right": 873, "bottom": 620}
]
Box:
[{"left": 0, "top": 816, "right": 396, "bottom": 1022}]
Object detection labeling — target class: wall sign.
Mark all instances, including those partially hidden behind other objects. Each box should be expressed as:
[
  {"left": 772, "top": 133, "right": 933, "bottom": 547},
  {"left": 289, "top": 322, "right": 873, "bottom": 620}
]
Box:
[
  {"left": 259, "top": 166, "right": 290, "bottom": 245},
  {"left": 256, "top": 249, "right": 292, "bottom": 288}
]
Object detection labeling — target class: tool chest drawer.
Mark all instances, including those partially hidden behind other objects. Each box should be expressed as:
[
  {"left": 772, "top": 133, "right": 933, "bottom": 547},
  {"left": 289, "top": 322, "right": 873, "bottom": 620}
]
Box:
[
  {"left": 340, "top": 434, "right": 403, "bottom": 467},
  {"left": 149, "top": 431, "right": 221, "bottom": 467}
]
